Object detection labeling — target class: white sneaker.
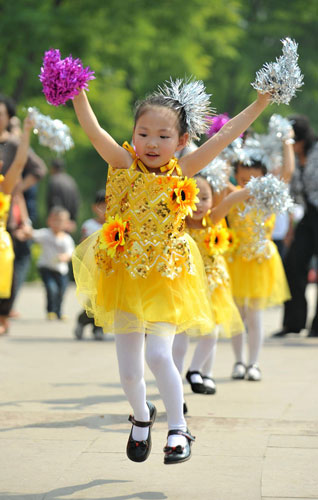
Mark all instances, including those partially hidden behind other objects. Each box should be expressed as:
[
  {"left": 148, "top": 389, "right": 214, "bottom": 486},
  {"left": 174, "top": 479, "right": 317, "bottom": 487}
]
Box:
[
  {"left": 246, "top": 364, "right": 262, "bottom": 381},
  {"left": 231, "top": 362, "right": 246, "bottom": 380}
]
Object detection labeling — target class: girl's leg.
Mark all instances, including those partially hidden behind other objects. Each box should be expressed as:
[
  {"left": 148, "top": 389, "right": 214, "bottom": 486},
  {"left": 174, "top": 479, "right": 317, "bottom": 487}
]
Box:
[
  {"left": 246, "top": 307, "right": 264, "bottom": 366},
  {"left": 231, "top": 305, "right": 247, "bottom": 378},
  {"left": 190, "top": 333, "right": 218, "bottom": 374},
  {"left": 145, "top": 327, "right": 187, "bottom": 447},
  {"left": 201, "top": 327, "right": 219, "bottom": 378},
  {"left": 172, "top": 332, "right": 189, "bottom": 374},
  {"left": 115, "top": 331, "right": 149, "bottom": 441}
]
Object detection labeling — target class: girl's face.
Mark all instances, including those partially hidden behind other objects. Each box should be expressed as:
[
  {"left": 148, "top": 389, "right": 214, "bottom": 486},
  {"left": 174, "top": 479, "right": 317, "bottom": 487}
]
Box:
[
  {"left": 191, "top": 177, "right": 213, "bottom": 220},
  {"left": 235, "top": 165, "right": 263, "bottom": 187},
  {"left": 132, "top": 106, "right": 188, "bottom": 169}
]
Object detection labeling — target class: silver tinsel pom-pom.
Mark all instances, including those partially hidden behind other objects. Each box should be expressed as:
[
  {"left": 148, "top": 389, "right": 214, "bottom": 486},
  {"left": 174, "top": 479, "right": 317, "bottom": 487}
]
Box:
[
  {"left": 251, "top": 38, "right": 304, "bottom": 105},
  {"left": 200, "top": 157, "right": 230, "bottom": 193},
  {"left": 155, "top": 78, "right": 214, "bottom": 140},
  {"left": 268, "top": 114, "right": 293, "bottom": 141},
  {"left": 28, "top": 107, "right": 74, "bottom": 153},
  {"left": 242, "top": 174, "right": 294, "bottom": 217}
]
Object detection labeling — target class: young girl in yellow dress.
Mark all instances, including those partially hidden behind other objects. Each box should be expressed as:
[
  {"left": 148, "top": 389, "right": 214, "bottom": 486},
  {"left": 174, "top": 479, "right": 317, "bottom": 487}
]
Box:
[
  {"left": 173, "top": 170, "right": 249, "bottom": 401},
  {"left": 0, "top": 115, "right": 34, "bottom": 335},
  {"left": 227, "top": 158, "right": 291, "bottom": 382},
  {"left": 70, "top": 78, "right": 270, "bottom": 464}
]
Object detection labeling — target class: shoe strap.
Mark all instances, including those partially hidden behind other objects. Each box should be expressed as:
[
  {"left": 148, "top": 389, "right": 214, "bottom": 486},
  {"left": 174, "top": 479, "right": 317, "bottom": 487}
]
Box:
[
  {"left": 128, "top": 415, "right": 152, "bottom": 427},
  {"left": 167, "top": 429, "right": 196, "bottom": 442},
  {"left": 187, "top": 370, "right": 202, "bottom": 376}
]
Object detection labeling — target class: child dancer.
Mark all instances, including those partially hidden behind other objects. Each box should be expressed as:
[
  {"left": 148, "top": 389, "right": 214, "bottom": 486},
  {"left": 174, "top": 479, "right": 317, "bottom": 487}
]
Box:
[
  {"left": 227, "top": 158, "right": 290, "bottom": 381},
  {"left": 74, "top": 189, "right": 106, "bottom": 340},
  {"left": 69, "top": 76, "right": 271, "bottom": 465},
  {"left": 0, "top": 115, "right": 34, "bottom": 335},
  {"left": 173, "top": 172, "right": 248, "bottom": 399}
]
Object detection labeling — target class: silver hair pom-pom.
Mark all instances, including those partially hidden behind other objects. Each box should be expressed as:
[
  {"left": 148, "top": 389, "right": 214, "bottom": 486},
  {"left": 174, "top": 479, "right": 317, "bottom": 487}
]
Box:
[
  {"left": 251, "top": 38, "right": 304, "bottom": 105},
  {"left": 155, "top": 78, "right": 214, "bottom": 140},
  {"left": 28, "top": 107, "right": 74, "bottom": 153},
  {"left": 242, "top": 174, "right": 294, "bottom": 217},
  {"left": 200, "top": 157, "right": 230, "bottom": 193}
]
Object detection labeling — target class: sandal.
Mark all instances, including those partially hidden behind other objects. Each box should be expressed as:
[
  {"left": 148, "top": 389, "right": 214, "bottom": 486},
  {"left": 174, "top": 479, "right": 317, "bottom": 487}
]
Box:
[
  {"left": 186, "top": 370, "right": 206, "bottom": 394},
  {"left": 126, "top": 401, "right": 157, "bottom": 463},
  {"left": 163, "top": 429, "right": 195, "bottom": 465}
]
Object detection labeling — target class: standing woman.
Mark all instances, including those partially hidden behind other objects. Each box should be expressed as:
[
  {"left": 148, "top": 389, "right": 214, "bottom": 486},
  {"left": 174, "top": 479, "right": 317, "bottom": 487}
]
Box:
[{"left": 273, "top": 115, "right": 318, "bottom": 338}]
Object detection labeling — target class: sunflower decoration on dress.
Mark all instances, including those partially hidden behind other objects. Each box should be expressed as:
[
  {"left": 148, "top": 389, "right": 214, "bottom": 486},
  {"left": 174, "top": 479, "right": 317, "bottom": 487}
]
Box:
[
  {"left": 99, "top": 215, "right": 130, "bottom": 258},
  {"left": 0, "top": 192, "right": 11, "bottom": 218},
  {"left": 204, "top": 225, "right": 229, "bottom": 256},
  {"left": 170, "top": 177, "right": 200, "bottom": 216},
  {"left": 226, "top": 228, "right": 239, "bottom": 254}
]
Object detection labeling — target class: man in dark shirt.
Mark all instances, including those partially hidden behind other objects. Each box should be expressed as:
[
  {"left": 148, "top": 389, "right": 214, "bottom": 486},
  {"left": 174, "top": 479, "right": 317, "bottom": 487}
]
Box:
[{"left": 47, "top": 158, "right": 80, "bottom": 232}]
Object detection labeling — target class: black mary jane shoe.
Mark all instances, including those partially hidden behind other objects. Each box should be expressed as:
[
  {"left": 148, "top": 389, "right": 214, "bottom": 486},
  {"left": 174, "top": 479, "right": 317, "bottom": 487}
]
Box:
[
  {"left": 163, "top": 429, "right": 196, "bottom": 465},
  {"left": 202, "top": 375, "right": 216, "bottom": 395},
  {"left": 126, "top": 401, "right": 157, "bottom": 463},
  {"left": 183, "top": 402, "right": 188, "bottom": 415},
  {"left": 186, "top": 370, "right": 207, "bottom": 394}
]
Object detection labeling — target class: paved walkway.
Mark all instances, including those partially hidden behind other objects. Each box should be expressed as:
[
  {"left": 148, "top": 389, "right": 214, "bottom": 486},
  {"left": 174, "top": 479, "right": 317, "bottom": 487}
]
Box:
[{"left": 0, "top": 283, "right": 317, "bottom": 500}]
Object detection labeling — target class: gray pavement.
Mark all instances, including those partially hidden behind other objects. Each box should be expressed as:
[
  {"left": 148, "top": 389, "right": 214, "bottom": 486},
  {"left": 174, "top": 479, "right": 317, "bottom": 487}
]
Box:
[{"left": 0, "top": 282, "right": 318, "bottom": 500}]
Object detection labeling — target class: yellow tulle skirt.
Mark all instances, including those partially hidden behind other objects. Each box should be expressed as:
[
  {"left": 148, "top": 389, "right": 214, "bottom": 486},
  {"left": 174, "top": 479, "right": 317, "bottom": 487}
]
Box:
[
  {"left": 72, "top": 231, "right": 215, "bottom": 336},
  {"left": 0, "top": 229, "right": 14, "bottom": 299},
  {"left": 226, "top": 241, "right": 290, "bottom": 309},
  {"left": 210, "top": 284, "right": 244, "bottom": 337}
]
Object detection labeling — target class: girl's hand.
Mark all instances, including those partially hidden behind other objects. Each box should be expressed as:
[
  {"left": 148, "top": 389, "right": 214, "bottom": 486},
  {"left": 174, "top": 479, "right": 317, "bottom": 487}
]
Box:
[
  {"left": 256, "top": 92, "right": 271, "bottom": 106},
  {"left": 23, "top": 115, "right": 35, "bottom": 133}
]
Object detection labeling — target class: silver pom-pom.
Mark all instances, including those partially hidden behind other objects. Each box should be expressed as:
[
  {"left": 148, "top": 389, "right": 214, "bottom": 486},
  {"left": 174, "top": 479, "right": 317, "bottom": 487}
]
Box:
[
  {"left": 155, "top": 77, "right": 214, "bottom": 140},
  {"left": 268, "top": 114, "right": 294, "bottom": 141},
  {"left": 28, "top": 107, "right": 74, "bottom": 153},
  {"left": 242, "top": 174, "right": 294, "bottom": 217},
  {"left": 200, "top": 157, "right": 230, "bottom": 193},
  {"left": 251, "top": 38, "right": 304, "bottom": 105}
]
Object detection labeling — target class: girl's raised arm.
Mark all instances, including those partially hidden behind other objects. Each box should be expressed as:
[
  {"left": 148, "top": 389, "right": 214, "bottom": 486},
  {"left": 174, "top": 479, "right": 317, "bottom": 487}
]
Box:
[
  {"left": 73, "top": 90, "right": 131, "bottom": 169},
  {"left": 180, "top": 93, "right": 270, "bottom": 177},
  {"left": 2, "top": 116, "right": 34, "bottom": 194},
  {"left": 210, "top": 187, "right": 250, "bottom": 225}
]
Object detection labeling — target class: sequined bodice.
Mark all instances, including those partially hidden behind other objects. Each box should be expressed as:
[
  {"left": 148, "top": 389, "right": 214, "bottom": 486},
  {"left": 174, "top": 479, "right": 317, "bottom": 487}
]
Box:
[
  {"left": 227, "top": 202, "right": 275, "bottom": 261},
  {"left": 95, "top": 161, "right": 199, "bottom": 279},
  {"left": 187, "top": 219, "right": 230, "bottom": 291}
]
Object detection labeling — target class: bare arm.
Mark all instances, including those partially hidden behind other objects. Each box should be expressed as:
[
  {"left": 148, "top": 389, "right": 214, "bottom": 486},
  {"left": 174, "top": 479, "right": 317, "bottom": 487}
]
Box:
[
  {"left": 210, "top": 187, "right": 250, "bottom": 225},
  {"left": 2, "top": 117, "right": 34, "bottom": 194},
  {"left": 278, "top": 140, "right": 295, "bottom": 183},
  {"left": 72, "top": 90, "right": 131, "bottom": 168},
  {"left": 180, "top": 93, "right": 270, "bottom": 177}
]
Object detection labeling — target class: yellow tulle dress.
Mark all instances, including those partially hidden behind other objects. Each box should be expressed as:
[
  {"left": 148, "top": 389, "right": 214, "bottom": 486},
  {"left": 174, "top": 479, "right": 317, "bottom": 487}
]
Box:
[
  {"left": 187, "top": 217, "right": 244, "bottom": 336},
  {"left": 0, "top": 176, "right": 14, "bottom": 299},
  {"left": 226, "top": 199, "right": 290, "bottom": 309},
  {"left": 72, "top": 143, "right": 214, "bottom": 336}
]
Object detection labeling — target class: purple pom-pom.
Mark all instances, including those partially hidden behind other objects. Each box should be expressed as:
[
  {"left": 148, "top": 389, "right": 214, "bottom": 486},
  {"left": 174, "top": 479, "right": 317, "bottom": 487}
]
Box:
[
  {"left": 39, "top": 48, "right": 95, "bottom": 106},
  {"left": 206, "top": 113, "right": 230, "bottom": 137}
]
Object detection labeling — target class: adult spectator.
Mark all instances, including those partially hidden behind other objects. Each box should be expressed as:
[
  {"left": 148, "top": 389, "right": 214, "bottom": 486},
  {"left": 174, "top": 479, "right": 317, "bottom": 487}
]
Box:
[
  {"left": 47, "top": 158, "right": 80, "bottom": 232},
  {"left": 273, "top": 115, "right": 318, "bottom": 338}
]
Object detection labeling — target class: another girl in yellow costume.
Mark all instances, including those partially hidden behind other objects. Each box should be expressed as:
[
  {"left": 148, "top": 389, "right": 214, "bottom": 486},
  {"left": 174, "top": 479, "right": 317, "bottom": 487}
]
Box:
[
  {"left": 227, "top": 158, "right": 291, "bottom": 382},
  {"left": 70, "top": 76, "right": 270, "bottom": 465},
  {"left": 173, "top": 172, "right": 248, "bottom": 402},
  {"left": 0, "top": 115, "right": 34, "bottom": 335}
]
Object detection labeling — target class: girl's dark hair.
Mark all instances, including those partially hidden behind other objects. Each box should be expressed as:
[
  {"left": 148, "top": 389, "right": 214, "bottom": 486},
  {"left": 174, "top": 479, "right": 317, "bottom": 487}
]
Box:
[
  {"left": 134, "top": 94, "right": 187, "bottom": 137},
  {"left": 0, "top": 94, "right": 16, "bottom": 119},
  {"left": 288, "top": 114, "right": 317, "bottom": 154},
  {"left": 94, "top": 189, "right": 106, "bottom": 204},
  {"left": 234, "top": 159, "right": 267, "bottom": 176}
]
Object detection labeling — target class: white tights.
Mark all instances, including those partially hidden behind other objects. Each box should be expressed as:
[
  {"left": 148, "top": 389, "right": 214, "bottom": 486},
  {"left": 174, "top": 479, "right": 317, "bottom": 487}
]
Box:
[
  {"left": 231, "top": 306, "right": 264, "bottom": 366},
  {"left": 115, "top": 325, "right": 187, "bottom": 446},
  {"left": 173, "top": 330, "right": 218, "bottom": 379}
]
